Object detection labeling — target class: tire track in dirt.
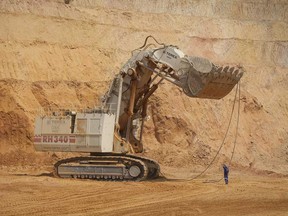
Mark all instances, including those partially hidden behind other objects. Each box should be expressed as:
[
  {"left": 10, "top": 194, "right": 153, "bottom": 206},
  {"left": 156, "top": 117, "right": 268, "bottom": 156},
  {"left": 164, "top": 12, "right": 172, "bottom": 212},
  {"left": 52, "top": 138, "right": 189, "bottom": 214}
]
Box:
[
  {"left": 0, "top": 178, "right": 216, "bottom": 215},
  {"left": 1, "top": 172, "right": 287, "bottom": 216}
]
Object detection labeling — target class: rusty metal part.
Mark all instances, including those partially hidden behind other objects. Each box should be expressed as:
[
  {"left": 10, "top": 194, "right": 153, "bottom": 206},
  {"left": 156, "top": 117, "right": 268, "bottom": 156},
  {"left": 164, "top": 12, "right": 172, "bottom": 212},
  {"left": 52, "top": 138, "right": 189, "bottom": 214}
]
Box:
[
  {"left": 180, "top": 57, "right": 244, "bottom": 99},
  {"left": 119, "top": 69, "right": 138, "bottom": 131}
]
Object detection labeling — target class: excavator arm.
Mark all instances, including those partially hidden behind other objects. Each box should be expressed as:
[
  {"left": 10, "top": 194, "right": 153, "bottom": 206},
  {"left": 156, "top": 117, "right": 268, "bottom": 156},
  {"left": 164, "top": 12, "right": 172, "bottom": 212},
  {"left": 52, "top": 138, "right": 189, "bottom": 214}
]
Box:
[{"left": 103, "top": 36, "right": 244, "bottom": 154}]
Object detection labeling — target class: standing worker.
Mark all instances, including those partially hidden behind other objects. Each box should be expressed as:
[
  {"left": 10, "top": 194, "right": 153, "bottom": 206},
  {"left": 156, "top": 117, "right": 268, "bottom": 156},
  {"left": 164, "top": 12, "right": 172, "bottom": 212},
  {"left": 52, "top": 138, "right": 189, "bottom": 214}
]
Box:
[{"left": 223, "top": 164, "right": 229, "bottom": 184}]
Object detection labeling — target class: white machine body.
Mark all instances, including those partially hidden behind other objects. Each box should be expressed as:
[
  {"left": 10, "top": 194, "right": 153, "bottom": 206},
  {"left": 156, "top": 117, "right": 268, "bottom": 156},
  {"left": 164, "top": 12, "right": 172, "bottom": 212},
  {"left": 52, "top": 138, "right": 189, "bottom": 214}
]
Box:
[{"left": 34, "top": 113, "right": 115, "bottom": 153}]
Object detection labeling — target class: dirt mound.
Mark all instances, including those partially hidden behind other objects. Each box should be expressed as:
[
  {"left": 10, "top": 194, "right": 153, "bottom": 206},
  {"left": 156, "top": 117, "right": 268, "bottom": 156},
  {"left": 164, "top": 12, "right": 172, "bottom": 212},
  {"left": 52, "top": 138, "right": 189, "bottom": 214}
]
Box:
[
  {"left": 0, "top": 0, "right": 287, "bottom": 176},
  {"left": 0, "top": 79, "right": 108, "bottom": 165}
]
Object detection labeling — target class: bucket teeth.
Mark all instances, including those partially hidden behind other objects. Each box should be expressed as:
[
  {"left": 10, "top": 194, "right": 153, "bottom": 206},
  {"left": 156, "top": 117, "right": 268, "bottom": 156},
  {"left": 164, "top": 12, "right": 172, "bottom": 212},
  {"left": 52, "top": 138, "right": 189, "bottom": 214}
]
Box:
[
  {"left": 238, "top": 69, "right": 244, "bottom": 79},
  {"left": 223, "top": 66, "right": 229, "bottom": 73},
  {"left": 179, "top": 57, "right": 244, "bottom": 99},
  {"left": 232, "top": 69, "right": 239, "bottom": 77},
  {"left": 216, "top": 66, "right": 223, "bottom": 73},
  {"left": 184, "top": 65, "right": 244, "bottom": 99}
]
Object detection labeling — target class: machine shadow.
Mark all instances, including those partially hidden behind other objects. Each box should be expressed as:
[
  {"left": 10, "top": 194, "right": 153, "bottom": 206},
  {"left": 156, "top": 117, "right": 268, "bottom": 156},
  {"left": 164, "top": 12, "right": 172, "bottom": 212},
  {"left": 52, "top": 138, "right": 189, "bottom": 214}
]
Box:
[{"left": 14, "top": 172, "right": 54, "bottom": 177}]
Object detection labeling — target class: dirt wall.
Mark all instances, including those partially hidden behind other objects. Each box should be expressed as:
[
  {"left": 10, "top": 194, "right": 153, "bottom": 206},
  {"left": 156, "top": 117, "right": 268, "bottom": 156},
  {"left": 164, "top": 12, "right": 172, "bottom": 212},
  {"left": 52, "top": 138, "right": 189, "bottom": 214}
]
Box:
[{"left": 0, "top": 0, "right": 287, "bottom": 175}]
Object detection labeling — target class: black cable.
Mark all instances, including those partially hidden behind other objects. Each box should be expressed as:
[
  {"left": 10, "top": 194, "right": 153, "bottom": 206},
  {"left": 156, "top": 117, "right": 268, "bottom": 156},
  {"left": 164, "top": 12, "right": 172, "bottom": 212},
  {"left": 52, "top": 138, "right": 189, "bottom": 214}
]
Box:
[
  {"left": 229, "top": 81, "right": 241, "bottom": 164},
  {"left": 138, "top": 35, "right": 165, "bottom": 50},
  {"left": 187, "top": 82, "right": 240, "bottom": 181},
  {"left": 203, "top": 81, "right": 241, "bottom": 183},
  {"left": 131, "top": 35, "right": 165, "bottom": 56},
  {"left": 160, "top": 82, "right": 241, "bottom": 182}
]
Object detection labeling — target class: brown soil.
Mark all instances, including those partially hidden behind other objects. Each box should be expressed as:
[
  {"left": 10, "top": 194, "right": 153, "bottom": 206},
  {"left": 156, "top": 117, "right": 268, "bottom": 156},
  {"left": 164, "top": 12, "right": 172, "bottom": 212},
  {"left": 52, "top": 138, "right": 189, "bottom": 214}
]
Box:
[
  {"left": 0, "top": 167, "right": 287, "bottom": 216},
  {"left": 0, "top": 0, "right": 288, "bottom": 215}
]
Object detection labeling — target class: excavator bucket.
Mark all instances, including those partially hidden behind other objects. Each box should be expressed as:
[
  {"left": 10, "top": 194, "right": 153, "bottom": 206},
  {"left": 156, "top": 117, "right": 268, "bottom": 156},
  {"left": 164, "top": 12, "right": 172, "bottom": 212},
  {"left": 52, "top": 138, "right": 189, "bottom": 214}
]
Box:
[{"left": 179, "top": 56, "right": 244, "bottom": 99}]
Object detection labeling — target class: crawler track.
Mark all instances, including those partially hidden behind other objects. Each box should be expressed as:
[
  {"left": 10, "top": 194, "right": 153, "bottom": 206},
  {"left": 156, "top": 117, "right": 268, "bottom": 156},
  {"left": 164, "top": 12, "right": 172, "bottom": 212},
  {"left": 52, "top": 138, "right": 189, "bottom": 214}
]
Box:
[{"left": 54, "top": 154, "right": 160, "bottom": 181}]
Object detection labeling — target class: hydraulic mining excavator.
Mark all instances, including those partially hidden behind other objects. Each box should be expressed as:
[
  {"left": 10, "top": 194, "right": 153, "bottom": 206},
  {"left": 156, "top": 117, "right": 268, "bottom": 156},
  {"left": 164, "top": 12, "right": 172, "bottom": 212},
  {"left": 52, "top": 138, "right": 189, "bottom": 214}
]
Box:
[{"left": 34, "top": 36, "right": 244, "bottom": 181}]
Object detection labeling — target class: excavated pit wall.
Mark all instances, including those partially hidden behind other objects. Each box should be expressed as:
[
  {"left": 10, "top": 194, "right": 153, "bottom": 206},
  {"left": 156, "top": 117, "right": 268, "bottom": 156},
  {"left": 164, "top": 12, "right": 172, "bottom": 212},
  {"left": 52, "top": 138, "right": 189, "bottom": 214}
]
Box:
[{"left": 0, "top": 0, "right": 287, "bottom": 175}]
